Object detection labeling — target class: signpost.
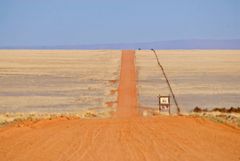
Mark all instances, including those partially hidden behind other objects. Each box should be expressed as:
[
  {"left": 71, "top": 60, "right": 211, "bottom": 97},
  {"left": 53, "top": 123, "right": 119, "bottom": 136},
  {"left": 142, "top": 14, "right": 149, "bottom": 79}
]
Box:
[
  {"left": 158, "top": 95, "right": 171, "bottom": 115},
  {"left": 151, "top": 49, "right": 180, "bottom": 115}
]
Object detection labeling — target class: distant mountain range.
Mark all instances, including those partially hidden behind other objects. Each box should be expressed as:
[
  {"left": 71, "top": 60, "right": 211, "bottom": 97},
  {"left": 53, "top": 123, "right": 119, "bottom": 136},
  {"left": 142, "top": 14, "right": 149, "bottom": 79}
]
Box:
[{"left": 1, "top": 39, "right": 240, "bottom": 50}]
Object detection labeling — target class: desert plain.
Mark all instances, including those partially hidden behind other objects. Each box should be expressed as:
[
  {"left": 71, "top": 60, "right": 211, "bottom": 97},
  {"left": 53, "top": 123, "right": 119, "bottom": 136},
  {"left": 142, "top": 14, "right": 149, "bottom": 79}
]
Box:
[{"left": 0, "top": 50, "right": 240, "bottom": 161}]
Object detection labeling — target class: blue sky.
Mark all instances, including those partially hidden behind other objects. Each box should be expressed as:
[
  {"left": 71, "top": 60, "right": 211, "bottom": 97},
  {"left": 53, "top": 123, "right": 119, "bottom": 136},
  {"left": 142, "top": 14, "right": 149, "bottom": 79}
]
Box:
[{"left": 0, "top": 0, "right": 240, "bottom": 46}]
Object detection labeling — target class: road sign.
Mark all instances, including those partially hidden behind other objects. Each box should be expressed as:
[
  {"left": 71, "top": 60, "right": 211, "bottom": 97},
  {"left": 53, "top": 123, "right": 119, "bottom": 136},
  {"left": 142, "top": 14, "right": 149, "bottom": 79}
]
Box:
[{"left": 158, "top": 95, "right": 171, "bottom": 114}]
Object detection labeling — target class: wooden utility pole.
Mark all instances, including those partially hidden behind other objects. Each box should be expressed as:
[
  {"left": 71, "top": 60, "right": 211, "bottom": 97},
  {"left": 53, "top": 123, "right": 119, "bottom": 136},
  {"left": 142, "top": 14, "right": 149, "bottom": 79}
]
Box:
[{"left": 151, "top": 49, "right": 181, "bottom": 115}]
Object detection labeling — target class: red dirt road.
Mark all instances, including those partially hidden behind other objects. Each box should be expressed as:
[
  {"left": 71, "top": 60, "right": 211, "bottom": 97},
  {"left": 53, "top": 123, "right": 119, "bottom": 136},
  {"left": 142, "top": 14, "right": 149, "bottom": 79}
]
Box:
[
  {"left": 116, "top": 50, "right": 138, "bottom": 117},
  {"left": 0, "top": 50, "right": 240, "bottom": 161},
  {"left": 0, "top": 117, "right": 239, "bottom": 161}
]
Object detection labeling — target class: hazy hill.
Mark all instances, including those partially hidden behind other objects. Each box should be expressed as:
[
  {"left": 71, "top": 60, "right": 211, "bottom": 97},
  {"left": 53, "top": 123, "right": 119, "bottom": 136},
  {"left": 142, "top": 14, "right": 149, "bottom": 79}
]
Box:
[{"left": 1, "top": 39, "right": 240, "bottom": 50}]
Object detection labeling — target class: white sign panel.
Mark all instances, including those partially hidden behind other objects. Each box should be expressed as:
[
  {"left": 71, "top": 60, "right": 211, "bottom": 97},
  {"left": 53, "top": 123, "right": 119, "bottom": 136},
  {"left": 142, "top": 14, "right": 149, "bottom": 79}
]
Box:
[{"left": 160, "top": 97, "right": 169, "bottom": 105}]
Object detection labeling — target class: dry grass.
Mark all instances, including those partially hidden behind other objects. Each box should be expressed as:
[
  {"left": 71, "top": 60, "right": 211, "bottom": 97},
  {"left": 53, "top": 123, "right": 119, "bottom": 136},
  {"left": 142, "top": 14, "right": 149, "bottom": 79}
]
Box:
[
  {"left": 191, "top": 111, "right": 240, "bottom": 128},
  {"left": 0, "top": 108, "right": 114, "bottom": 127},
  {"left": 136, "top": 50, "right": 240, "bottom": 112},
  {"left": 0, "top": 50, "right": 121, "bottom": 113}
]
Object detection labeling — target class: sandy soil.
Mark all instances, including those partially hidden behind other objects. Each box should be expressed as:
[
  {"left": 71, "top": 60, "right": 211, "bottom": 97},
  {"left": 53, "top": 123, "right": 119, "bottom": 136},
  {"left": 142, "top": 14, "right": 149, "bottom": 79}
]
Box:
[
  {"left": 136, "top": 50, "right": 240, "bottom": 112},
  {"left": 0, "top": 50, "right": 240, "bottom": 161},
  {"left": 1, "top": 116, "right": 240, "bottom": 161},
  {"left": 0, "top": 50, "right": 121, "bottom": 113},
  {"left": 116, "top": 50, "right": 138, "bottom": 117}
]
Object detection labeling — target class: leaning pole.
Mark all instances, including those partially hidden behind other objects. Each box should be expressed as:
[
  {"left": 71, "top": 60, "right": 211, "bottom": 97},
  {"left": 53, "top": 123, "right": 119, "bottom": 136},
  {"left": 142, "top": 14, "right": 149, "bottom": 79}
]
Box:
[{"left": 151, "top": 49, "right": 181, "bottom": 115}]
